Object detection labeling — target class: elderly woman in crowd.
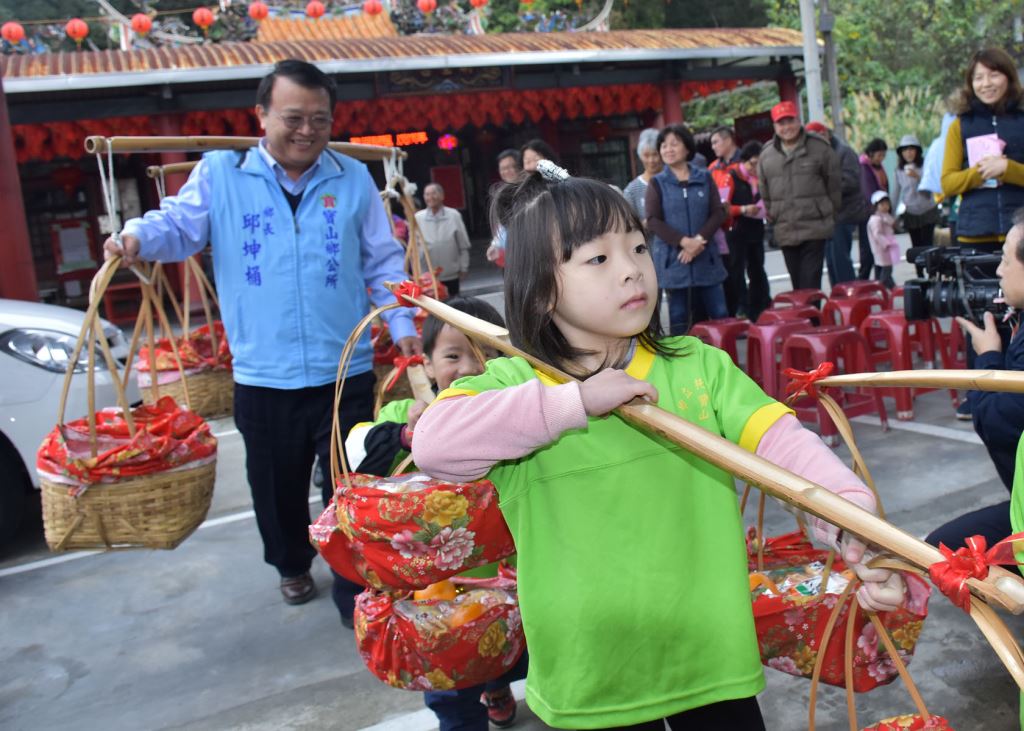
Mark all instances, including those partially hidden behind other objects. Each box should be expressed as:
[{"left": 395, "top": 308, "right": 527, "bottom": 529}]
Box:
[{"left": 622, "top": 128, "right": 663, "bottom": 219}]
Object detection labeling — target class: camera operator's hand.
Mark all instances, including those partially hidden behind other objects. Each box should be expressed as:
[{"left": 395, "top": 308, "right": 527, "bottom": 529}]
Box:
[{"left": 956, "top": 311, "right": 1002, "bottom": 355}]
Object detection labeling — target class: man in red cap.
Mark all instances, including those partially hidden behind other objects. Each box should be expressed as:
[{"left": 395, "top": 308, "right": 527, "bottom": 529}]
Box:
[{"left": 757, "top": 101, "right": 841, "bottom": 290}]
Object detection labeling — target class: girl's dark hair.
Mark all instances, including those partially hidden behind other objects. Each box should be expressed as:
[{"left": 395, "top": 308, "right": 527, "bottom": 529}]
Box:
[
  {"left": 256, "top": 59, "right": 337, "bottom": 110},
  {"left": 521, "top": 138, "right": 558, "bottom": 164},
  {"left": 739, "top": 140, "right": 762, "bottom": 162},
  {"left": 491, "top": 173, "right": 678, "bottom": 376},
  {"left": 421, "top": 296, "right": 505, "bottom": 356},
  {"left": 656, "top": 124, "right": 696, "bottom": 161},
  {"left": 864, "top": 138, "right": 888, "bottom": 155},
  {"left": 953, "top": 47, "right": 1024, "bottom": 115}
]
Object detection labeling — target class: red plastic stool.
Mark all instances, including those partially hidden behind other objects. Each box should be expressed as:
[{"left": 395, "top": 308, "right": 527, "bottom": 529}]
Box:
[
  {"left": 772, "top": 289, "right": 828, "bottom": 310},
  {"left": 858, "top": 311, "right": 958, "bottom": 419},
  {"left": 745, "top": 319, "right": 817, "bottom": 400},
  {"left": 757, "top": 305, "right": 821, "bottom": 327},
  {"left": 941, "top": 320, "right": 968, "bottom": 369},
  {"left": 830, "top": 280, "right": 893, "bottom": 308},
  {"left": 689, "top": 317, "right": 750, "bottom": 367},
  {"left": 821, "top": 294, "right": 885, "bottom": 329},
  {"left": 780, "top": 326, "right": 889, "bottom": 446}
]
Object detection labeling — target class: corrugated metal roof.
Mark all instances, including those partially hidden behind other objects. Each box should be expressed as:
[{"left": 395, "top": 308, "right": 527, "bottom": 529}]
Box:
[
  {"left": 2, "top": 28, "right": 806, "bottom": 93},
  {"left": 254, "top": 13, "right": 398, "bottom": 43}
]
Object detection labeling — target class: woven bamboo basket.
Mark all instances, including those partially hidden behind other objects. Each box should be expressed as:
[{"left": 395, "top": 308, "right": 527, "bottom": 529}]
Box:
[
  {"left": 138, "top": 258, "right": 234, "bottom": 420},
  {"left": 142, "top": 369, "right": 234, "bottom": 420},
  {"left": 39, "top": 258, "right": 217, "bottom": 552},
  {"left": 41, "top": 461, "right": 216, "bottom": 551}
]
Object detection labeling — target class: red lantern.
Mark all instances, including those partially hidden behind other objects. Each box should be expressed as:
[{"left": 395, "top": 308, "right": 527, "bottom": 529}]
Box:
[
  {"left": 306, "top": 0, "right": 326, "bottom": 19},
  {"left": 51, "top": 166, "right": 84, "bottom": 198},
  {"left": 417, "top": 0, "right": 437, "bottom": 12},
  {"left": 1, "top": 21, "right": 25, "bottom": 45},
  {"left": 471, "top": 0, "right": 487, "bottom": 7},
  {"left": 521, "top": 0, "right": 534, "bottom": 5},
  {"left": 192, "top": 7, "right": 215, "bottom": 34},
  {"left": 248, "top": 1, "right": 269, "bottom": 21},
  {"left": 65, "top": 18, "right": 89, "bottom": 47},
  {"left": 363, "top": 0, "right": 383, "bottom": 15},
  {"left": 130, "top": 13, "right": 153, "bottom": 36}
]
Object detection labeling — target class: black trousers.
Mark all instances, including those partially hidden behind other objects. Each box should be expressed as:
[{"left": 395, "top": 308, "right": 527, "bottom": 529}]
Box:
[
  {"left": 234, "top": 371, "right": 375, "bottom": 614},
  {"left": 599, "top": 696, "right": 765, "bottom": 731},
  {"left": 442, "top": 278, "right": 461, "bottom": 297},
  {"left": 780, "top": 239, "right": 826, "bottom": 291},
  {"left": 726, "top": 228, "right": 771, "bottom": 322},
  {"left": 857, "top": 220, "right": 875, "bottom": 280},
  {"left": 925, "top": 500, "right": 1017, "bottom": 573}
]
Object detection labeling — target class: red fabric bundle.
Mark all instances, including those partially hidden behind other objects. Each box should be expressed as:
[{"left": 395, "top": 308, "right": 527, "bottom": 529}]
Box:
[
  {"left": 372, "top": 309, "right": 428, "bottom": 365},
  {"left": 354, "top": 567, "right": 525, "bottom": 691},
  {"left": 862, "top": 716, "right": 954, "bottom": 730},
  {"left": 746, "top": 526, "right": 832, "bottom": 571},
  {"left": 753, "top": 561, "right": 931, "bottom": 691},
  {"left": 136, "top": 322, "right": 232, "bottom": 373},
  {"left": 310, "top": 472, "right": 515, "bottom": 592},
  {"left": 36, "top": 396, "right": 218, "bottom": 496}
]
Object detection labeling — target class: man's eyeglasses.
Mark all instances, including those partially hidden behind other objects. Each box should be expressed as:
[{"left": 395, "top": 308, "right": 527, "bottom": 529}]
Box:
[{"left": 272, "top": 111, "right": 333, "bottom": 131}]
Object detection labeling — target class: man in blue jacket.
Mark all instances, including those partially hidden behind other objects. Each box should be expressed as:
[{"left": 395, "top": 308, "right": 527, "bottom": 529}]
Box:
[
  {"left": 104, "top": 60, "right": 420, "bottom": 623},
  {"left": 927, "top": 208, "right": 1024, "bottom": 552}
]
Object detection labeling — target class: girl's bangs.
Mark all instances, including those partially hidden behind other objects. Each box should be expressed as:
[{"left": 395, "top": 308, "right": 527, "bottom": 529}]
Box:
[{"left": 554, "top": 181, "right": 645, "bottom": 259}]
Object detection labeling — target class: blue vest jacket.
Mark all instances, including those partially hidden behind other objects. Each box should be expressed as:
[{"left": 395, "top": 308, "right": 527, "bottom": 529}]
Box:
[
  {"left": 650, "top": 165, "right": 727, "bottom": 289},
  {"left": 205, "top": 148, "right": 381, "bottom": 388},
  {"left": 957, "top": 99, "right": 1024, "bottom": 238}
]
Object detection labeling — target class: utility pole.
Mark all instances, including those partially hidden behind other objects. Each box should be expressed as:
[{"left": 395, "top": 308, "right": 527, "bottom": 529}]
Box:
[
  {"left": 820, "top": 0, "right": 845, "bottom": 138},
  {"left": 799, "top": 0, "right": 825, "bottom": 123}
]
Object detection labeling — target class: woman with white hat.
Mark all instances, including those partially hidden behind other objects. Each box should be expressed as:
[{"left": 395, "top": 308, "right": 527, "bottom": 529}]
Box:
[{"left": 893, "top": 134, "right": 939, "bottom": 248}]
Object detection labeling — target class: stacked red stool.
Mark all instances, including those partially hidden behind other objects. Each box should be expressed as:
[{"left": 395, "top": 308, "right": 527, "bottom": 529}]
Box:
[
  {"left": 780, "top": 325, "right": 889, "bottom": 446},
  {"left": 689, "top": 317, "right": 750, "bottom": 367},
  {"left": 746, "top": 319, "right": 817, "bottom": 400},
  {"left": 858, "top": 311, "right": 957, "bottom": 419},
  {"left": 772, "top": 289, "right": 828, "bottom": 310},
  {"left": 757, "top": 305, "right": 822, "bottom": 327},
  {"left": 821, "top": 292, "right": 886, "bottom": 329},
  {"left": 830, "top": 280, "right": 893, "bottom": 308}
]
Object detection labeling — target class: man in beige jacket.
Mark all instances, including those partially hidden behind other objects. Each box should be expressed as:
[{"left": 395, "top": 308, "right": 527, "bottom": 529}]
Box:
[
  {"left": 758, "top": 101, "right": 842, "bottom": 290},
  {"left": 415, "top": 182, "right": 472, "bottom": 296}
]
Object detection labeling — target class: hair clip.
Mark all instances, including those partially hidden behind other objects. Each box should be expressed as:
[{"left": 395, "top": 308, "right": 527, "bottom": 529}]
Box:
[{"left": 537, "top": 159, "right": 570, "bottom": 182}]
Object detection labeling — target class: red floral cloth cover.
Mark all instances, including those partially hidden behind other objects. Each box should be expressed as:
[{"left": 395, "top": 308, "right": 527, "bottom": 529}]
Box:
[
  {"left": 862, "top": 715, "right": 953, "bottom": 730},
  {"left": 746, "top": 526, "right": 831, "bottom": 571},
  {"left": 36, "top": 396, "right": 218, "bottom": 496},
  {"left": 310, "top": 472, "right": 516, "bottom": 592},
  {"left": 752, "top": 560, "right": 931, "bottom": 691},
  {"left": 354, "top": 568, "right": 525, "bottom": 691},
  {"left": 372, "top": 309, "right": 428, "bottom": 366},
  {"left": 136, "top": 322, "right": 232, "bottom": 373}
]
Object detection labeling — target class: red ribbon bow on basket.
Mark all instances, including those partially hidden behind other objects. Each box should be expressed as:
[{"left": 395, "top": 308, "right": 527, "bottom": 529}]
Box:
[
  {"left": 783, "top": 361, "right": 835, "bottom": 402},
  {"left": 392, "top": 280, "right": 423, "bottom": 306},
  {"left": 929, "top": 533, "right": 1024, "bottom": 613},
  {"left": 385, "top": 354, "right": 425, "bottom": 392}
]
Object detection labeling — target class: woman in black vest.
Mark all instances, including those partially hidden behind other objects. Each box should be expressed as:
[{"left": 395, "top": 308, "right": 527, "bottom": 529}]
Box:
[
  {"left": 942, "top": 47, "right": 1024, "bottom": 418},
  {"left": 942, "top": 47, "right": 1024, "bottom": 250}
]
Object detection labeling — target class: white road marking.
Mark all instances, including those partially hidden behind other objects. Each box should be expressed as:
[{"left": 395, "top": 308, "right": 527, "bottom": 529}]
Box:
[
  {"left": 0, "top": 496, "right": 320, "bottom": 579},
  {"left": 850, "top": 415, "right": 982, "bottom": 445},
  {"left": 357, "top": 680, "right": 527, "bottom": 731}
]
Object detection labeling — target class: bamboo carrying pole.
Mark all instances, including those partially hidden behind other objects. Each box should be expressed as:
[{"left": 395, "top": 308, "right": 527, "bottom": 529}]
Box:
[
  {"left": 387, "top": 285, "right": 1024, "bottom": 617},
  {"left": 814, "top": 369, "right": 1024, "bottom": 393},
  {"left": 86, "top": 136, "right": 407, "bottom": 163}
]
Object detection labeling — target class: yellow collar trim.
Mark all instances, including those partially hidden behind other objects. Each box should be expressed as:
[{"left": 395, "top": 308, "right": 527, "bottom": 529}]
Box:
[{"left": 531, "top": 341, "right": 655, "bottom": 385}]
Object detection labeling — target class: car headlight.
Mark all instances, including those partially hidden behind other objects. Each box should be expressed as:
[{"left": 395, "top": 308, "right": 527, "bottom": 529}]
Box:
[{"left": 0, "top": 328, "right": 111, "bottom": 374}]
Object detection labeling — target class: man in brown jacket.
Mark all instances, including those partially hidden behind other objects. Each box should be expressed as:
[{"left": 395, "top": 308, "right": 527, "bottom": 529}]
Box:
[{"left": 758, "top": 101, "right": 842, "bottom": 290}]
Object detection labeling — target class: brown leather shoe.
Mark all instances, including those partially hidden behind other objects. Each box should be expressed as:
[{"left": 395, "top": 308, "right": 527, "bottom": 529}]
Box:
[{"left": 280, "top": 572, "right": 317, "bottom": 605}]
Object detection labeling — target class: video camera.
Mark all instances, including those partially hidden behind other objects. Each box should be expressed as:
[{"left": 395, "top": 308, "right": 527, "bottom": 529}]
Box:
[{"left": 903, "top": 246, "right": 1005, "bottom": 325}]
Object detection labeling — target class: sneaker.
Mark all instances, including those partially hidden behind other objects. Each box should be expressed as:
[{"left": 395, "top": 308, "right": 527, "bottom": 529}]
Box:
[
  {"left": 955, "top": 399, "right": 973, "bottom": 421},
  {"left": 481, "top": 688, "right": 517, "bottom": 728}
]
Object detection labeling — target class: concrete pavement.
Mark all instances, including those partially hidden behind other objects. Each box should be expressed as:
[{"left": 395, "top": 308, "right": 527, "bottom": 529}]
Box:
[{"left": 3, "top": 238, "right": 1023, "bottom": 730}]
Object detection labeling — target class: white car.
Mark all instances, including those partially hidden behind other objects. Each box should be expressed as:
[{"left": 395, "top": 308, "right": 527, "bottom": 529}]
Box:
[{"left": 0, "top": 298, "right": 140, "bottom": 541}]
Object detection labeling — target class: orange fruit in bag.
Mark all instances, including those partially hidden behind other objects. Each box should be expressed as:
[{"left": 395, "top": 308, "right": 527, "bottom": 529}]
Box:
[
  {"left": 448, "top": 602, "right": 486, "bottom": 628},
  {"left": 413, "top": 580, "right": 457, "bottom": 601}
]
